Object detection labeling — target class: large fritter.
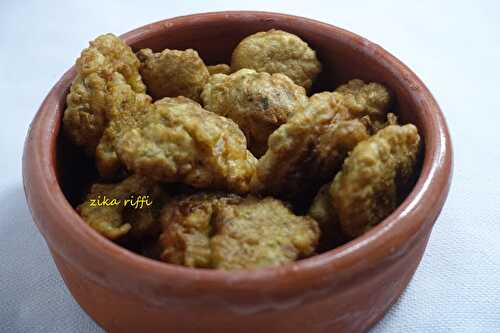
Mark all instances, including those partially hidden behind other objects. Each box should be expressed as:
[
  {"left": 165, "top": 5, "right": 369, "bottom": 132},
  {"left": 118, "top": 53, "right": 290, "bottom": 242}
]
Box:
[
  {"left": 202, "top": 69, "right": 308, "bottom": 156},
  {"left": 330, "top": 124, "right": 420, "bottom": 237},
  {"left": 115, "top": 97, "right": 257, "bottom": 193},
  {"left": 63, "top": 34, "right": 145, "bottom": 155},
  {"left": 159, "top": 193, "right": 320, "bottom": 269},
  {"left": 137, "top": 48, "right": 209, "bottom": 102},
  {"left": 231, "top": 29, "right": 322, "bottom": 91}
]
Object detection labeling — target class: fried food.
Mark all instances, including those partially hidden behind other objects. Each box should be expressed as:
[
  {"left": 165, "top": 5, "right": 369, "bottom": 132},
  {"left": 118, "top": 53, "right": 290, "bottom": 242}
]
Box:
[
  {"left": 201, "top": 69, "right": 308, "bottom": 156},
  {"left": 95, "top": 74, "right": 153, "bottom": 178},
  {"left": 137, "top": 48, "right": 209, "bottom": 102},
  {"left": 231, "top": 29, "right": 321, "bottom": 91},
  {"left": 159, "top": 193, "right": 242, "bottom": 267},
  {"left": 309, "top": 183, "right": 337, "bottom": 228},
  {"left": 77, "top": 175, "right": 167, "bottom": 240},
  {"left": 159, "top": 194, "right": 320, "bottom": 269},
  {"left": 207, "top": 64, "right": 232, "bottom": 75},
  {"left": 334, "top": 79, "right": 391, "bottom": 122},
  {"left": 114, "top": 97, "right": 257, "bottom": 193},
  {"left": 252, "top": 86, "right": 387, "bottom": 200},
  {"left": 330, "top": 124, "right": 420, "bottom": 237},
  {"left": 63, "top": 34, "right": 145, "bottom": 155}
]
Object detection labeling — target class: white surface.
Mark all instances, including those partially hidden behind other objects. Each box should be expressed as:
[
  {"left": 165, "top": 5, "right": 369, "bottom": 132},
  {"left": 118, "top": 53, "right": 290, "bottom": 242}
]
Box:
[{"left": 1, "top": 1, "right": 499, "bottom": 332}]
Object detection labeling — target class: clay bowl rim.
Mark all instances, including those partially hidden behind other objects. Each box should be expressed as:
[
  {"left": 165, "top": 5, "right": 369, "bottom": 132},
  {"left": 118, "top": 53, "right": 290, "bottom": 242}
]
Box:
[{"left": 25, "top": 11, "right": 452, "bottom": 295}]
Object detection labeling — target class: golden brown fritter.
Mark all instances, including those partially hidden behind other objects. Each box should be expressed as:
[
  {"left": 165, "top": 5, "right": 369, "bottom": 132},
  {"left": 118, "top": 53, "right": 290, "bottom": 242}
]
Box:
[
  {"left": 159, "top": 194, "right": 320, "bottom": 270},
  {"left": 137, "top": 48, "right": 209, "bottom": 102},
  {"left": 207, "top": 64, "right": 232, "bottom": 75},
  {"left": 95, "top": 74, "right": 153, "bottom": 178},
  {"left": 77, "top": 175, "right": 167, "bottom": 240},
  {"left": 330, "top": 124, "right": 420, "bottom": 238},
  {"left": 211, "top": 197, "right": 319, "bottom": 270},
  {"left": 114, "top": 97, "right": 257, "bottom": 193},
  {"left": 231, "top": 29, "right": 321, "bottom": 91},
  {"left": 252, "top": 89, "right": 382, "bottom": 200},
  {"left": 63, "top": 34, "right": 145, "bottom": 155},
  {"left": 334, "top": 79, "right": 391, "bottom": 122},
  {"left": 159, "top": 193, "right": 243, "bottom": 268},
  {"left": 201, "top": 69, "right": 308, "bottom": 156}
]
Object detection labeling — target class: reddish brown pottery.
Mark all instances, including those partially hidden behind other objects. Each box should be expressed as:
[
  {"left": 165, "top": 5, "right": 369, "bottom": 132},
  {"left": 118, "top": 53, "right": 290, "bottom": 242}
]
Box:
[{"left": 23, "top": 11, "right": 453, "bottom": 333}]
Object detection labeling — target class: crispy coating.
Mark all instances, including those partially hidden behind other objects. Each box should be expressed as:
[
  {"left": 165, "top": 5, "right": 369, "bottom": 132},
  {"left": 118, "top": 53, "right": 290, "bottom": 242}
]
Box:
[
  {"left": 330, "top": 124, "right": 420, "bottom": 238},
  {"left": 63, "top": 34, "right": 145, "bottom": 155},
  {"left": 159, "top": 193, "right": 243, "bottom": 267},
  {"left": 253, "top": 90, "right": 378, "bottom": 200},
  {"left": 77, "top": 175, "right": 167, "bottom": 240},
  {"left": 159, "top": 194, "right": 320, "bottom": 269},
  {"left": 201, "top": 69, "right": 308, "bottom": 156},
  {"left": 334, "top": 79, "right": 391, "bottom": 121},
  {"left": 115, "top": 97, "right": 257, "bottom": 193},
  {"left": 137, "top": 48, "right": 209, "bottom": 102},
  {"left": 207, "top": 64, "right": 232, "bottom": 75},
  {"left": 95, "top": 74, "right": 153, "bottom": 178},
  {"left": 231, "top": 29, "right": 321, "bottom": 91}
]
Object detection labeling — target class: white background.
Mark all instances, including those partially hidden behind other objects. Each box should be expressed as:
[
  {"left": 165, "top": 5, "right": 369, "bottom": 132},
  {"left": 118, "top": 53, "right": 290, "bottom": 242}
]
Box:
[{"left": 1, "top": 1, "right": 499, "bottom": 332}]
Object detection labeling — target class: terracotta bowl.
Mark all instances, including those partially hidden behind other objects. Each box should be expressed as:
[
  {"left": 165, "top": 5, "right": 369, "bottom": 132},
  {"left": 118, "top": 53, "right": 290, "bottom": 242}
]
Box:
[{"left": 23, "top": 11, "right": 452, "bottom": 332}]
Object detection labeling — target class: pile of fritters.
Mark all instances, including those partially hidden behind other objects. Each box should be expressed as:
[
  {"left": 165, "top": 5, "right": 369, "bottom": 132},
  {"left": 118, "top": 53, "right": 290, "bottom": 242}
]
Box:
[{"left": 64, "top": 31, "right": 421, "bottom": 270}]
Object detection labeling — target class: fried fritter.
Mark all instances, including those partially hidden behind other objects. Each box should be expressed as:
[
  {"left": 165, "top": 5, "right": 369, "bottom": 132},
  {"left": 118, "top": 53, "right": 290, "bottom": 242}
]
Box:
[
  {"left": 330, "top": 124, "right": 420, "bottom": 238},
  {"left": 77, "top": 175, "right": 167, "bottom": 240},
  {"left": 201, "top": 69, "right": 308, "bottom": 156},
  {"left": 309, "top": 183, "right": 337, "bottom": 228},
  {"left": 63, "top": 34, "right": 145, "bottom": 155},
  {"left": 95, "top": 74, "right": 153, "bottom": 178},
  {"left": 207, "top": 64, "right": 232, "bottom": 75},
  {"left": 159, "top": 193, "right": 242, "bottom": 268},
  {"left": 159, "top": 194, "right": 320, "bottom": 270},
  {"left": 334, "top": 79, "right": 391, "bottom": 122},
  {"left": 252, "top": 88, "right": 385, "bottom": 200},
  {"left": 115, "top": 97, "right": 257, "bottom": 193},
  {"left": 231, "top": 29, "right": 321, "bottom": 91},
  {"left": 137, "top": 48, "right": 209, "bottom": 102}
]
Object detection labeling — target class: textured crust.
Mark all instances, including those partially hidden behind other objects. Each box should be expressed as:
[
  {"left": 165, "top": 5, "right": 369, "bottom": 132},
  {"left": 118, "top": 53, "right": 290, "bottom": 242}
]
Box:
[
  {"left": 334, "top": 79, "right": 391, "bottom": 122},
  {"left": 201, "top": 69, "right": 308, "bottom": 156},
  {"left": 252, "top": 83, "right": 389, "bottom": 200},
  {"left": 137, "top": 48, "right": 209, "bottom": 102},
  {"left": 231, "top": 29, "right": 321, "bottom": 91},
  {"left": 207, "top": 64, "right": 232, "bottom": 75},
  {"left": 95, "top": 74, "right": 153, "bottom": 178},
  {"left": 77, "top": 175, "right": 167, "bottom": 240},
  {"left": 115, "top": 97, "right": 257, "bottom": 193},
  {"left": 159, "top": 194, "right": 320, "bottom": 269},
  {"left": 330, "top": 124, "right": 420, "bottom": 237},
  {"left": 63, "top": 34, "right": 145, "bottom": 155},
  {"left": 159, "top": 193, "right": 243, "bottom": 268}
]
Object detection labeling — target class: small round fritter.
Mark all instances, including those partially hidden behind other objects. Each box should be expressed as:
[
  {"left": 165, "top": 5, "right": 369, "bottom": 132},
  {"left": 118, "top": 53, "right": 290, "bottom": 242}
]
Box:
[
  {"left": 334, "top": 79, "right": 391, "bottom": 122},
  {"left": 115, "top": 97, "right": 257, "bottom": 193},
  {"left": 77, "top": 175, "right": 167, "bottom": 240},
  {"left": 95, "top": 74, "right": 153, "bottom": 178},
  {"left": 63, "top": 34, "right": 145, "bottom": 155},
  {"left": 231, "top": 29, "right": 322, "bottom": 91},
  {"left": 252, "top": 91, "right": 378, "bottom": 201},
  {"left": 207, "top": 64, "right": 232, "bottom": 75},
  {"left": 159, "top": 194, "right": 320, "bottom": 270},
  {"left": 330, "top": 124, "right": 420, "bottom": 238},
  {"left": 137, "top": 48, "right": 209, "bottom": 102},
  {"left": 201, "top": 69, "right": 308, "bottom": 156}
]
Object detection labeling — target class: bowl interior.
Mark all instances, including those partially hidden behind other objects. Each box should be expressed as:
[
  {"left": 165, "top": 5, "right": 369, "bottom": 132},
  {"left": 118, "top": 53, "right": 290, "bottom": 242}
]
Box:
[{"left": 56, "top": 13, "right": 426, "bottom": 256}]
